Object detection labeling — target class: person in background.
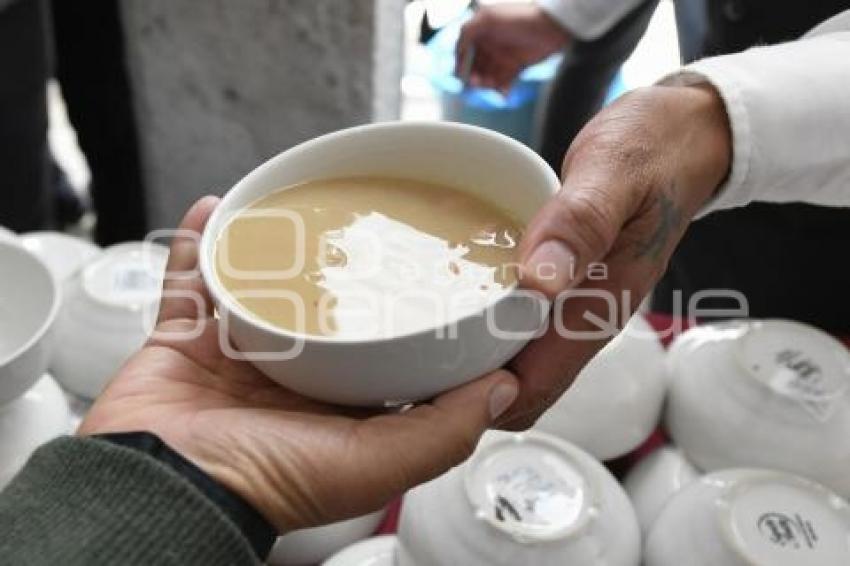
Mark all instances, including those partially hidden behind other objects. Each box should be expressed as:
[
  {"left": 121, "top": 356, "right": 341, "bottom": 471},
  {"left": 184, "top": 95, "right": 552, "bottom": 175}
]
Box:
[
  {"left": 0, "top": 0, "right": 147, "bottom": 245},
  {"left": 0, "top": 0, "right": 52, "bottom": 232},
  {"left": 460, "top": 0, "right": 850, "bottom": 349},
  {"left": 458, "top": 0, "right": 661, "bottom": 170},
  {"left": 0, "top": 11, "right": 848, "bottom": 564},
  {"left": 50, "top": 0, "right": 148, "bottom": 245}
]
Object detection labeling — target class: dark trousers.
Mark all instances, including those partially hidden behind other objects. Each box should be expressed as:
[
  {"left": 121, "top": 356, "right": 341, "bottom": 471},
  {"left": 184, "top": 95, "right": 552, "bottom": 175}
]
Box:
[
  {"left": 0, "top": 0, "right": 51, "bottom": 232},
  {"left": 537, "top": 0, "right": 660, "bottom": 172},
  {"left": 0, "top": 0, "right": 147, "bottom": 244},
  {"left": 51, "top": 0, "right": 147, "bottom": 245}
]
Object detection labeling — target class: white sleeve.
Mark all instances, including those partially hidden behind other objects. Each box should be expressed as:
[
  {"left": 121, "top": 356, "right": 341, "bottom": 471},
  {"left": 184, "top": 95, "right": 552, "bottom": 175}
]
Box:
[
  {"left": 661, "top": 10, "right": 850, "bottom": 217},
  {"left": 537, "top": 0, "right": 646, "bottom": 41}
]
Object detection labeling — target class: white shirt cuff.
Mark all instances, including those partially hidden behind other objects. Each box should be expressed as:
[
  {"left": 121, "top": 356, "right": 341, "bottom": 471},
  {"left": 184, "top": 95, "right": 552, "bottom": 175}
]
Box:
[
  {"left": 537, "top": 0, "right": 644, "bottom": 41},
  {"left": 661, "top": 28, "right": 850, "bottom": 217},
  {"left": 659, "top": 64, "right": 753, "bottom": 218}
]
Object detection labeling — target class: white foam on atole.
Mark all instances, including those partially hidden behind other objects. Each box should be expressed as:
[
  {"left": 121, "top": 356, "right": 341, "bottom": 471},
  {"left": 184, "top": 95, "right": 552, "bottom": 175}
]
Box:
[{"left": 318, "top": 212, "right": 510, "bottom": 339}]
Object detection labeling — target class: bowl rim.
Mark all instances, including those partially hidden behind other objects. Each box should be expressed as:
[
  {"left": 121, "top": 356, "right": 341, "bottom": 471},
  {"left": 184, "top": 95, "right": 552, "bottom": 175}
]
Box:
[
  {"left": 712, "top": 469, "right": 850, "bottom": 564},
  {"left": 20, "top": 231, "right": 103, "bottom": 282},
  {"left": 199, "top": 120, "right": 558, "bottom": 346},
  {"left": 0, "top": 241, "right": 61, "bottom": 367}
]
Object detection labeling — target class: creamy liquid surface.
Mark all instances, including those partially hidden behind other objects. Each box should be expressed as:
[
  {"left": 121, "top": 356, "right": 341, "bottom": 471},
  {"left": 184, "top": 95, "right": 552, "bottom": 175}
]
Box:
[{"left": 215, "top": 177, "right": 522, "bottom": 338}]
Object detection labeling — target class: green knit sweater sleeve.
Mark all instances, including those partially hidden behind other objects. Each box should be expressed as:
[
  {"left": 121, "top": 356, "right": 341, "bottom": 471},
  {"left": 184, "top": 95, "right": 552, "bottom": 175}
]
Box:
[{"left": 0, "top": 436, "right": 260, "bottom": 566}]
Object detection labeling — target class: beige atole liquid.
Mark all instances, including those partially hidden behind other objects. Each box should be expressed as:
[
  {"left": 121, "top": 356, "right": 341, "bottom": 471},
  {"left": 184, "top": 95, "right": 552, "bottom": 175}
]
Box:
[{"left": 215, "top": 176, "right": 522, "bottom": 338}]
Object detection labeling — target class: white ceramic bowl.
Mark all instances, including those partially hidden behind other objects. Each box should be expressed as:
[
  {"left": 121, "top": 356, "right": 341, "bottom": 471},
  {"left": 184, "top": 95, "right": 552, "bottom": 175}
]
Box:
[
  {"left": 199, "top": 121, "right": 558, "bottom": 406},
  {"left": 20, "top": 231, "right": 102, "bottom": 282},
  {"left": 645, "top": 469, "right": 850, "bottom": 566},
  {"left": 534, "top": 314, "right": 667, "bottom": 460},
  {"left": 267, "top": 509, "right": 386, "bottom": 566},
  {"left": 0, "top": 373, "right": 72, "bottom": 489},
  {"left": 397, "top": 430, "right": 640, "bottom": 566},
  {"left": 51, "top": 242, "right": 169, "bottom": 399},
  {"left": 623, "top": 445, "right": 701, "bottom": 536},
  {"left": 0, "top": 242, "right": 60, "bottom": 405},
  {"left": 323, "top": 535, "right": 398, "bottom": 566},
  {"left": 665, "top": 319, "right": 850, "bottom": 497}
]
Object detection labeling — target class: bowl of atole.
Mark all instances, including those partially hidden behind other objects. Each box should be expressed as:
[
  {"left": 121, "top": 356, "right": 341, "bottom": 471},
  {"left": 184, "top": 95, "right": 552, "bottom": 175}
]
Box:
[{"left": 200, "top": 122, "right": 558, "bottom": 406}]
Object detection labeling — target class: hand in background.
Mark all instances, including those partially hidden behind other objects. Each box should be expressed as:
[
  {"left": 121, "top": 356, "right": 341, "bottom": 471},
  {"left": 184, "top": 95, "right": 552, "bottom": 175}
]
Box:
[
  {"left": 457, "top": 3, "right": 570, "bottom": 92},
  {"left": 499, "top": 84, "right": 733, "bottom": 429},
  {"left": 79, "top": 196, "right": 519, "bottom": 533}
]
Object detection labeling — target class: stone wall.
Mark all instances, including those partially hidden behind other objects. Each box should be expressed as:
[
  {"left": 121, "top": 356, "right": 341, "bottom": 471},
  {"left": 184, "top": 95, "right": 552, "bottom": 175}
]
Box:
[{"left": 121, "top": 0, "right": 404, "bottom": 229}]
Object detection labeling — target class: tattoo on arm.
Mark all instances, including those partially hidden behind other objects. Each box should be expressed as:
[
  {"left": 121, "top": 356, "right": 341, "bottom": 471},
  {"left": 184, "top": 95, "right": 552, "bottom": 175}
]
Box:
[{"left": 633, "top": 192, "right": 684, "bottom": 260}]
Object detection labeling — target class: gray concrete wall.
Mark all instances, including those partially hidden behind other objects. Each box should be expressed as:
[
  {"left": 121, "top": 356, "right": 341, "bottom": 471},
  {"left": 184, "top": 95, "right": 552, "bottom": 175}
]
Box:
[{"left": 121, "top": 0, "right": 404, "bottom": 229}]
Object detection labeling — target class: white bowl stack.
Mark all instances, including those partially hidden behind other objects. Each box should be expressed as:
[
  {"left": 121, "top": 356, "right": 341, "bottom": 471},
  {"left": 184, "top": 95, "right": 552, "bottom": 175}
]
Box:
[
  {"left": 0, "top": 229, "right": 171, "bottom": 489},
  {"left": 327, "top": 317, "right": 850, "bottom": 565},
  {"left": 666, "top": 319, "right": 850, "bottom": 496},
  {"left": 395, "top": 430, "right": 640, "bottom": 566},
  {"left": 638, "top": 318, "right": 850, "bottom": 564},
  {"left": 50, "top": 242, "right": 168, "bottom": 400}
]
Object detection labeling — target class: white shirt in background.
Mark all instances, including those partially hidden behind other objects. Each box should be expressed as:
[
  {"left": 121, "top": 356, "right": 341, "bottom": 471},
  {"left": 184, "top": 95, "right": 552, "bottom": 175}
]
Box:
[
  {"left": 664, "top": 10, "right": 850, "bottom": 215},
  {"left": 537, "top": 1, "right": 850, "bottom": 214},
  {"left": 537, "top": 0, "right": 645, "bottom": 40}
]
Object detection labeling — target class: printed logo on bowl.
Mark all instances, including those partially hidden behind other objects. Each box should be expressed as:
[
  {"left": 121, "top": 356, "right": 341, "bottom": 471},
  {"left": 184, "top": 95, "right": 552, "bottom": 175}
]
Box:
[
  {"left": 82, "top": 246, "right": 168, "bottom": 310},
  {"left": 737, "top": 321, "right": 850, "bottom": 421},
  {"left": 464, "top": 434, "right": 594, "bottom": 542},
  {"left": 725, "top": 476, "right": 850, "bottom": 566}
]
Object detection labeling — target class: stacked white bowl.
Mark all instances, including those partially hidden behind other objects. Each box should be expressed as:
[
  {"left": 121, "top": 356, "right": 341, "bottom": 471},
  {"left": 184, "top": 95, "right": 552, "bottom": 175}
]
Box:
[
  {"left": 0, "top": 239, "right": 72, "bottom": 488},
  {"left": 395, "top": 430, "right": 640, "bottom": 565},
  {"left": 665, "top": 319, "right": 850, "bottom": 498},
  {"left": 232, "top": 313, "right": 850, "bottom": 565},
  {"left": 534, "top": 314, "right": 667, "bottom": 461},
  {"left": 50, "top": 241, "right": 168, "bottom": 400},
  {"left": 630, "top": 318, "right": 850, "bottom": 564},
  {"left": 623, "top": 445, "right": 700, "bottom": 536},
  {"left": 1, "top": 230, "right": 169, "bottom": 489},
  {"left": 645, "top": 469, "right": 850, "bottom": 565}
]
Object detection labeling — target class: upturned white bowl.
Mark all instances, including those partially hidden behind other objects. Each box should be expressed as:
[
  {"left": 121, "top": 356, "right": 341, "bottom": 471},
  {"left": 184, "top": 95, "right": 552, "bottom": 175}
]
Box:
[
  {"left": 20, "top": 231, "right": 102, "bottom": 282},
  {"left": 645, "top": 469, "right": 850, "bottom": 566},
  {"left": 323, "top": 535, "right": 398, "bottom": 566},
  {"left": 0, "top": 242, "right": 60, "bottom": 405},
  {"left": 0, "top": 225, "right": 16, "bottom": 244},
  {"left": 623, "top": 445, "right": 701, "bottom": 536},
  {"left": 0, "top": 373, "right": 71, "bottom": 489},
  {"left": 50, "top": 242, "right": 169, "bottom": 399},
  {"left": 396, "top": 430, "right": 640, "bottom": 566},
  {"left": 534, "top": 314, "right": 667, "bottom": 460},
  {"left": 267, "top": 509, "right": 386, "bottom": 566},
  {"left": 199, "top": 121, "right": 558, "bottom": 406},
  {"left": 665, "top": 319, "right": 850, "bottom": 497}
]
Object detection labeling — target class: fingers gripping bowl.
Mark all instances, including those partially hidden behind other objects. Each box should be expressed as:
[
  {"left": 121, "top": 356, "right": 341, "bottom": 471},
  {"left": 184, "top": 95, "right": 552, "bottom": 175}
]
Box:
[{"left": 200, "top": 122, "right": 559, "bottom": 406}]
